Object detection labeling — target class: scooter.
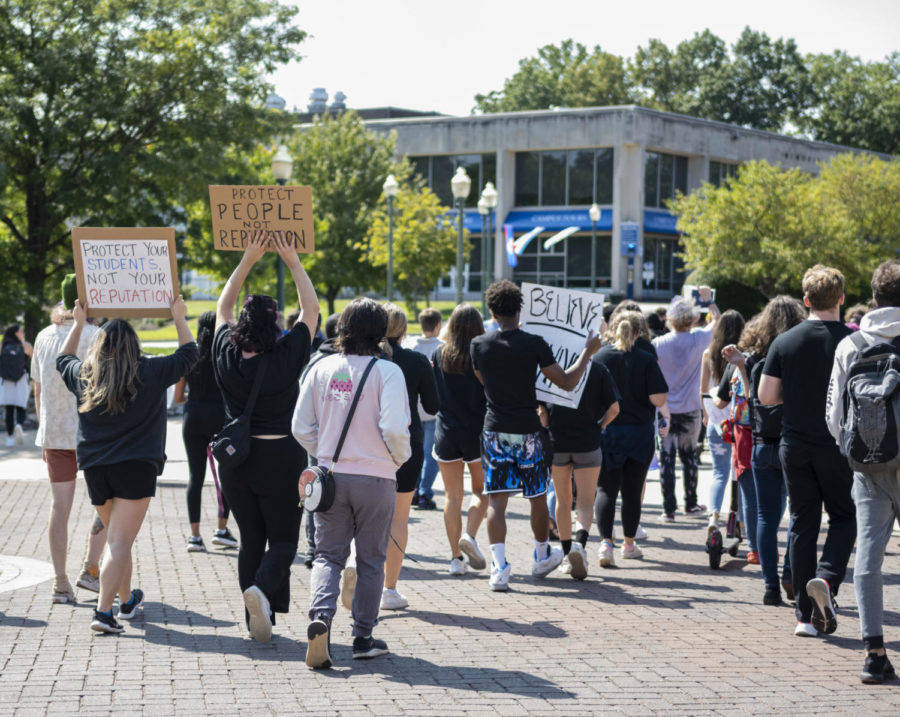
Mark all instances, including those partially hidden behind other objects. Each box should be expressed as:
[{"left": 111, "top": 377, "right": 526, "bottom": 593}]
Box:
[{"left": 706, "top": 480, "right": 742, "bottom": 569}]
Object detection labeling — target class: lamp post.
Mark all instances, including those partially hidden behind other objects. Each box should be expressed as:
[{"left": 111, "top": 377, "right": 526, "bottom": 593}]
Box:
[
  {"left": 450, "top": 167, "right": 471, "bottom": 305},
  {"left": 271, "top": 145, "right": 294, "bottom": 311},
  {"left": 477, "top": 196, "right": 489, "bottom": 317},
  {"left": 383, "top": 174, "right": 399, "bottom": 301},
  {"left": 589, "top": 203, "right": 601, "bottom": 293},
  {"left": 481, "top": 182, "right": 498, "bottom": 288}
]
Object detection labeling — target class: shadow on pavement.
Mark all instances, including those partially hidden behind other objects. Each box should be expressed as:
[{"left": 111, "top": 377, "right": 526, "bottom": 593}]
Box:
[
  {"left": 142, "top": 621, "right": 307, "bottom": 660},
  {"left": 0, "top": 613, "right": 47, "bottom": 628},
  {"left": 142, "top": 601, "right": 236, "bottom": 628},
  {"left": 395, "top": 609, "right": 567, "bottom": 638}
]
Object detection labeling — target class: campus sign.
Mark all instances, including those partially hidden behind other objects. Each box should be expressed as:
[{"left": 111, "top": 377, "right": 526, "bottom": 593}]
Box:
[
  {"left": 520, "top": 282, "right": 606, "bottom": 409},
  {"left": 71, "top": 227, "right": 179, "bottom": 318},
  {"left": 209, "top": 185, "right": 314, "bottom": 252}
]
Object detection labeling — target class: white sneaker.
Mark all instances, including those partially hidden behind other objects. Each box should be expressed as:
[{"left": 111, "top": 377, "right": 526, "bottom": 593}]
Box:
[
  {"left": 5, "top": 436, "right": 14, "bottom": 447},
  {"left": 567, "top": 542, "right": 588, "bottom": 580},
  {"left": 794, "top": 622, "right": 818, "bottom": 638},
  {"left": 13, "top": 424, "right": 24, "bottom": 446},
  {"left": 635, "top": 524, "right": 648, "bottom": 541},
  {"left": 557, "top": 556, "right": 573, "bottom": 575},
  {"left": 489, "top": 562, "right": 511, "bottom": 591},
  {"left": 458, "top": 534, "right": 486, "bottom": 570},
  {"left": 598, "top": 540, "right": 615, "bottom": 568},
  {"left": 380, "top": 587, "right": 408, "bottom": 610},
  {"left": 449, "top": 557, "right": 467, "bottom": 576},
  {"left": 532, "top": 546, "right": 563, "bottom": 577},
  {"left": 340, "top": 566, "right": 357, "bottom": 610},
  {"left": 622, "top": 543, "right": 643, "bottom": 560},
  {"left": 243, "top": 585, "right": 273, "bottom": 643}
]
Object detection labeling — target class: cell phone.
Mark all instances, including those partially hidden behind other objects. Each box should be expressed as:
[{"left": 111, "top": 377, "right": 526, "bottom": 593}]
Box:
[{"left": 683, "top": 284, "right": 716, "bottom": 308}]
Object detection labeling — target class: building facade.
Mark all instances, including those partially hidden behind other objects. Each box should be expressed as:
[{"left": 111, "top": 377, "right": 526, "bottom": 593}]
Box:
[{"left": 363, "top": 105, "right": 866, "bottom": 300}]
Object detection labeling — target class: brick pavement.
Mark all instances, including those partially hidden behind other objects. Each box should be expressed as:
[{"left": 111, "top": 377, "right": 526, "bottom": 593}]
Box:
[{"left": 2, "top": 420, "right": 900, "bottom": 716}]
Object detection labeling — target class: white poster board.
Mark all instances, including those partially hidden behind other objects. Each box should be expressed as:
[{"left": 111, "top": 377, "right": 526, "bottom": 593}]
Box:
[{"left": 520, "top": 282, "right": 606, "bottom": 408}]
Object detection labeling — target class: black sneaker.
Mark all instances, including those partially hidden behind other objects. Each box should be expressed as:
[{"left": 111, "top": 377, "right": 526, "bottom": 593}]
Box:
[
  {"left": 352, "top": 635, "right": 389, "bottom": 659},
  {"left": 414, "top": 497, "right": 437, "bottom": 511},
  {"left": 305, "top": 617, "right": 332, "bottom": 669},
  {"left": 763, "top": 586, "right": 783, "bottom": 606},
  {"left": 118, "top": 589, "right": 144, "bottom": 620},
  {"left": 807, "top": 578, "right": 837, "bottom": 634},
  {"left": 861, "top": 652, "right": 897, "bottom": 684},
  {"left": 211, "top": 528, "right": 238, "bottom": 548},
  {"left": 91, "top": 609, "right": 124, "bottom": 634}
]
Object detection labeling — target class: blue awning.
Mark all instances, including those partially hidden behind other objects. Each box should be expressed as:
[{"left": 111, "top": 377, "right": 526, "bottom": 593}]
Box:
[
  {"left": 443, "top": 209, "right": 493, "bottom": 233},
  {"left": 644, "top": 209, "right": 680, "bottom": 235},
  {"left": 503, "top": 208, "right": 613, "bottom": 233}
]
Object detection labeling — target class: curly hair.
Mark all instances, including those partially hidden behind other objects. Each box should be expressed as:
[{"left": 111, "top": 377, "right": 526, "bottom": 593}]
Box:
[
  {"left": 707, "top": 309, "right": 745, "bottom": 382},
  {"left": 335, "top": 298, "right": 387, "bottom": 357},
  {"left": 485, "top": 279, "right": 522, "bottom": 318},
  {"left": 441, "top": 304, "right": 484, "bottom": 374},
  {"left": 739, "top": 295, "right": 806, "bottom": 358},
  {"left": 231, "top": 295, "right": 281, "bottom": 353}
]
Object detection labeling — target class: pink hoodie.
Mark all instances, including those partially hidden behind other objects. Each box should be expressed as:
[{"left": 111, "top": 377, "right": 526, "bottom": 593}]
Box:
[{"left": 292, "top": 354, "right": 411, "bottom": 480}]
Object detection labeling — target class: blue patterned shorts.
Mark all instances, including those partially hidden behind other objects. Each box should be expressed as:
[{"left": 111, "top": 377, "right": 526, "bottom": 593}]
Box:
[{"left": 481, "top": 430, "right": 550, "bottom": 498}]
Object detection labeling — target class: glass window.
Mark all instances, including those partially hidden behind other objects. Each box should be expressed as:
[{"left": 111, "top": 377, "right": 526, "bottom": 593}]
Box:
[
  {"left": 541, "top": 151, "right": 566, "bottom": 206},
  {"left": 644, "top": 152, "right": 659, "bottom": 208},
  {"left": 567, "top": 150, "right": 594, "bottom": 206},
  {"left": 645, "top": 151, "right": 689, "bottom": 207},
  {"left": 455, "top": 154, "right": 481, "bottom": 204},
  {"left": 709, "top": 161, "right": 738, "bottom": 188},
  {"left": 674, "top": 155, "right": 688, "bottom": 195},
  {"left": 481, "top": 153, "right": 496, "bottom": 189},
  {"left": 432, "top": 155, "right": 454, "bottom": 207},
  {"left": 515, "top": 152, "right": 539, "bottom": 206},
  {"left": 596, "top": 148, "right": 613, "bottom": 205},
  {"left": 410, "top": 156, "right": 430, "bottom": 185},
  {"left": 659, "top": 154, "right": 673, "bottom": 205}
]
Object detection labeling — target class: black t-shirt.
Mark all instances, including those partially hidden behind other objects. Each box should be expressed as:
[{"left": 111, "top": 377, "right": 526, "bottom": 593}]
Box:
[
  {"left": 762, "top": 319, "right": 851, "bottom": 446},
  {"left": 470, "top": 328, "right": 555, "bottom": 434},
  {"left": 595, "top": 344, "right": 668, "bottom": 425},
  {"left": 432, "top": 345, "right": 486, "bottom": 432},
  {"left": 213, "top": 323, "right": 311, "bottom": 435},
  {"left": 389, "top": 340, "right": 440, "bottom": 443},
  {"left": 634, "top": 336, "right": 658, "bottom": 359},
  {"left": 546, "top": 357, "right": 620, "bottom": 452}
]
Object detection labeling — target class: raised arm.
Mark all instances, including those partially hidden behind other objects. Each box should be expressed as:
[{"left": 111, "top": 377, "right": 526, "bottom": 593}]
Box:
[
  {"left": 216, "top": 231, "right": 268, "bottom": 331},
  {"left": 171, "top": 295, "right": 193, "bottom": 347},
  {"left": 540, "top": 330, "right": 604, "bottom": 392},
  {"left": 271, "top": 231, "right": 319, "bottom": 342},
  {"left": 698, "top": 286, "right": 721, "bottom": 322},
  {"left": 60, "top": 300, "right": 87, "bottom": 356}
]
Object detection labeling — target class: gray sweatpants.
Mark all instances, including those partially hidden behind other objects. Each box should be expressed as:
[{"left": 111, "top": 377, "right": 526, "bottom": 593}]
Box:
[
  {"left": 308, "top": 472, "right": 395, "bottom": 637},
  {"left": 852, "top": 469, "right": 900, "bottom": 647}
]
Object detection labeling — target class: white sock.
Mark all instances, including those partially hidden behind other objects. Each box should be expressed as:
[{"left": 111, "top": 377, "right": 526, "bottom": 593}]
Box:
[
  {"left": 490, "top": 542, "right": 506, "bottom": 568},
  {"left": 534, "top": 539, "right": 549, "bottom": 559}
]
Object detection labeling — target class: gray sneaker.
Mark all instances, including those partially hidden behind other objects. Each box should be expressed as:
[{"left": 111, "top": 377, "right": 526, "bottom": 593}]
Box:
[{"left": 76, "top": 565, "right": 100, "bottom": 593}]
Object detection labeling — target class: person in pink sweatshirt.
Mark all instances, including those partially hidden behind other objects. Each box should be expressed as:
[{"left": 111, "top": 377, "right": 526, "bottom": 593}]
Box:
[{"left": 292, "top": 297, "right": 411, "bottom": 669}]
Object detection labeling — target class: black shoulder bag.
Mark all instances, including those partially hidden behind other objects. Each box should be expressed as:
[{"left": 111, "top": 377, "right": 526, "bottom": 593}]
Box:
[
  {"left": 299, "top": 357, "right": 378, "bottom": 513},
  {"left": 210, "top": 355, "right": 270, "bottom": 469}
]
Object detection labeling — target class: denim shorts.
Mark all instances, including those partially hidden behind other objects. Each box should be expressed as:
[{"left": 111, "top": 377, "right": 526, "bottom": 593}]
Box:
[{"left": 481, "top": 430, "right": 550, "bottom": 498}]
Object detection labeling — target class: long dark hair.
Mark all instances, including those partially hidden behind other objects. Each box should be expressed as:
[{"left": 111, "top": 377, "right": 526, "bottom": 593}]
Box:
[
  {"left": 2, "top": 324, "right": 22, "bottom": 348},
  {"left": 231, "top": 294, "right": 281, "bottom": 353},
  {"left": 335, "top": 298, "right": 387, "bottom": 356},
  {"left": 441, "top": 304, "right": 483, "bottom": 374},
  {"left": 186, "top": 311, "right": 216, "bottom": 395},
  {"left": 708, "top": 309, "right": 745, "bottom": 382},
  {"left": 79, "top": 319, "right": 142, "bottom": 415},
  {"left": 739, "top": 295, "right": 806, "bottom": 358}
]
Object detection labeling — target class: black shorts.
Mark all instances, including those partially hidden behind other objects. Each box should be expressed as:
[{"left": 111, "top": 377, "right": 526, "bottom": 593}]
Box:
[
  {"left": 396, "top": 438, "right": 424, "bottom": 494},
  {"left": 434, "top": 423, "right": 481, "bottom": 464},
  {"left": 83, "top": 460, "right": 157, "bottom": 505}
]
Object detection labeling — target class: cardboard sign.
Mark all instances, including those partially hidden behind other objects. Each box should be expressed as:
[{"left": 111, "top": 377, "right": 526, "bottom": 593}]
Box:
[
  {"left": 209, "top": 185, "right": 314, "bottom": 252},
  {"left": 520, "top": 283, "right": 606, "bottom": 409},
  {"left": 72, "top": 227, "right": 179, "bottom": 319}
]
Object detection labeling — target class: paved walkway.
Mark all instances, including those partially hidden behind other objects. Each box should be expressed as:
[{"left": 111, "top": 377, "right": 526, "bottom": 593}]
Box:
[{"left": 1, "top": 421, "right": 899, "bottom": 716}]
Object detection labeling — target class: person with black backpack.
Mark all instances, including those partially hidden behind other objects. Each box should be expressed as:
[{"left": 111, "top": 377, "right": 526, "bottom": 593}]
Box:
[
  {"left": 1, "top": 323, "right": 33, "bottom": 447},
  {"left": 826, "top": 258, "right": 900, "bottom": 684}
]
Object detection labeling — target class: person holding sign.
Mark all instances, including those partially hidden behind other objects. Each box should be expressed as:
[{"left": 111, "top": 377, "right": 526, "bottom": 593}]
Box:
[
  {"left": 470, "top": 280, "right": 603, "bottom": 592},
  {"left": 57, "top": 296, "right": 198, "bottom": 634},
  {"left": 212, "top": 230, "right": 318, "bottom": 644}
]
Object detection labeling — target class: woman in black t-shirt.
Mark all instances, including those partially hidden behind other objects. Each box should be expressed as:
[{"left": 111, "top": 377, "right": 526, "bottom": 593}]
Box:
[
  {"left": 212, "top": 231, "right": 319, "bottom": 643},
  {"left": 594, "top": 311, "right": 669, "bottom": 568}
]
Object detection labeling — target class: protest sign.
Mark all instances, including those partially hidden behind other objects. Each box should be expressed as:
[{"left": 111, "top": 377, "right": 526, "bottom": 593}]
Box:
[
  {"left": 209, "top": 185, "right": 314, "bottom": 252},
  {"left": 520, "top": 282, "right": 606, "bottom": 409},
  {"left": 71, "top": 227, "right": 179, "bottom": 319}
]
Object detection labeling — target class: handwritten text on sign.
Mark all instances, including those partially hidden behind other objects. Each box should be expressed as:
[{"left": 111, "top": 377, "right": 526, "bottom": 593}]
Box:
[
  {"left": 520, "top": 283, "right": 606, "bottom": 409},
  {"left": 209, "top": 185, "right": 315, "bottom": 252},
  {"left": 80, "top": 240, "right": 174, "bottom": 308}
]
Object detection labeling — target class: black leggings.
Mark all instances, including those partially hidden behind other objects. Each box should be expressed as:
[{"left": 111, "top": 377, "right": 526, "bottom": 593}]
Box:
[
  {"left": 182, "top": 403, "right": 229, "bottom": 524},
  {"left": 5, "top": 405, "right": 25, "bottom": 436},
  {"left": 595, "top": 455, "right": 653, "bottom": 540}
]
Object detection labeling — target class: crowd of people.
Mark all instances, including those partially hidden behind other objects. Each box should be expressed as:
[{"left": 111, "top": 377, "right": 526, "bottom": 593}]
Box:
[{"left": 4, "top": 236, "right": 899, "bottom": 684}]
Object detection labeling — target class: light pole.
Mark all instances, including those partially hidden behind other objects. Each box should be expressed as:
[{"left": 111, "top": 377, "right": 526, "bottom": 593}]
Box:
[
  {"left": 589, "top": 203, "right": 601, "bottom": 293},
  {"left": 271, "top": 145, "right": 294, "bottom": 311},
  {"left": 450, "top": 167, "right": 471, "bottom": 305},
  {"left": 383, "top": 174, "right": 399, "bottom": 301},
  {"left": 477, "top": 196, "right": 489, "bottom": 317},
  {"left": 481, "top": 182, "right": 497, "bottom": 289}
]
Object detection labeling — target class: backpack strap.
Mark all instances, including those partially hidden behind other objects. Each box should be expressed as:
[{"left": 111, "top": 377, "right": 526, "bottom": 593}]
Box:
[
  {"left": 849, "top": 331, "right": 869, "bottom": 353},
  {"left": 331, "top": 358, "right": 379, "bottom": 466}
]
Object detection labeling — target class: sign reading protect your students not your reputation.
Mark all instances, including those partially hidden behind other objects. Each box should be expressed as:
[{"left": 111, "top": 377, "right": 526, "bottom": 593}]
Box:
[
  {"left": 71, "top": 227, "right": 179, "bottom": 319},
  {"left": 520, "top": 282, "right": 606, "bottom": 409},
  {"left": 209, "top": 185, "right": 314, "bottom": 252}
]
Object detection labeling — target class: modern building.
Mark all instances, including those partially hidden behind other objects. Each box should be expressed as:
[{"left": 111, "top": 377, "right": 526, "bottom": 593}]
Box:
[{"left": 361, "top": 105, "right": 874, "bottom": 300}]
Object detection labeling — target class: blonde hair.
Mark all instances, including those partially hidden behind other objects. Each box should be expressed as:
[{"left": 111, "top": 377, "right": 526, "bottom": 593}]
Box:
[
  {"left": 606, "top": 311, "right": 642, "bottom": 351},
  {"left": 78, "top": 319, "right": 142, "bottom": 415},
  {"left": 380, "top": 303, "right": 408, "bottom": 358}
]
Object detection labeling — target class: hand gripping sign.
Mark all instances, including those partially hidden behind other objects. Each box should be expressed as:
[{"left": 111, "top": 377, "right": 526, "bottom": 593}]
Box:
[{"left": 209, "top": 185, "right": 314, "bottom": 252}]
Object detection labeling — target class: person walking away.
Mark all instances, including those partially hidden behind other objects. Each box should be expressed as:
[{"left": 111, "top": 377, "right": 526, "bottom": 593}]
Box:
[
  {"left": 652, "top": 288, "right": 721, "bottom": 520},
  {"left": 470, "top": 280, "right": 602, "bottom": 591},
  {"left": 409, "top": 307, "right": 443, "bottom": 510},
  {"left": 825, "top": 259, "right": 900, "bottom": 682},
  {"left": 172, "top": 311, "right": 235, "bottom": 553},
  {"left": 57, "top": 296, "right": 197, "bottom": 634},
  {"left": 293, "top": 298, "right": 411, "bottom": 668},
  {"left": 212, "top": 231, "right": 318, "bottom": 643},
  {"left": 32, "top": 282, "right": 107, "bottom": 604},
  {"left": 431, "top": 304, "right": 489, "bottom": 575},
  {"left": 1, "top": 323, "right": 33, "bottom": 446},
  {"left": 759, "top": 265, "right": 855, "bottom": 639},
  {"left": 594, "top": 311, "right": 669, "bottom": 567},
  {"left": 380, "top": 304, "right": 440, "bottom": 610}
]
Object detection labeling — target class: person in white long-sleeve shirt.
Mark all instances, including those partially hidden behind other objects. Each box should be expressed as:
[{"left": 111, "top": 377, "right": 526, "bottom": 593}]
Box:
[{"left": 292, "top": 297, "right": 410, "bottom": 669}]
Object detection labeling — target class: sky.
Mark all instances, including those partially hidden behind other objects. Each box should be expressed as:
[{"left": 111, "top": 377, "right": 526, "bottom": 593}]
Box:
[{"left": 269, "top": 0, "right": 900, "bottom": 116}]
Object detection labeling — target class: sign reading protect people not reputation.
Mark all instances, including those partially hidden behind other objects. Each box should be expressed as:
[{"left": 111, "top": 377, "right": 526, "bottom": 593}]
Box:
[
  {"left": 209, "top": 184, "right": 314, "bottom": 252},
  {"left": 520, "top": 282, "right": 606, "bottom": 409}
]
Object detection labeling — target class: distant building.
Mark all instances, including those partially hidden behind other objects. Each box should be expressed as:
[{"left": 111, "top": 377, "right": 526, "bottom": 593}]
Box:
[{"left": 294, "top": 88, "right": 442, "bottom": 124}]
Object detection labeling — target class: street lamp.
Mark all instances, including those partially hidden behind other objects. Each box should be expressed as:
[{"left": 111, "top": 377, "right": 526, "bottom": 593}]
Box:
[
  {"left": 477, "top": 196, "right": 489, "bottom": 317},
  {"left": 589, "top": 203, "right": 601, "bottom": 292},
  {"left": 481, "top": 182, "right": 498, "bottom": 288},
  {"left": 271, "top": 145, "right": 294, "bottom": 311},
  {"left": 450, "top": 166, "right": 471, "bottom": 305},
  {"left": 383, "top": 174, "right": 399, "bottom": 301}
]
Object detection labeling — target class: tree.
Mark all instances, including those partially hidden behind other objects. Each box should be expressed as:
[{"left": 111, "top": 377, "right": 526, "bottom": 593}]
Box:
[
  {"left": 364, "top": 177, "right": 462, "bottom": 314},
  {"left": 0, "top": 0, "right": 304, "bottom": 337}
]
